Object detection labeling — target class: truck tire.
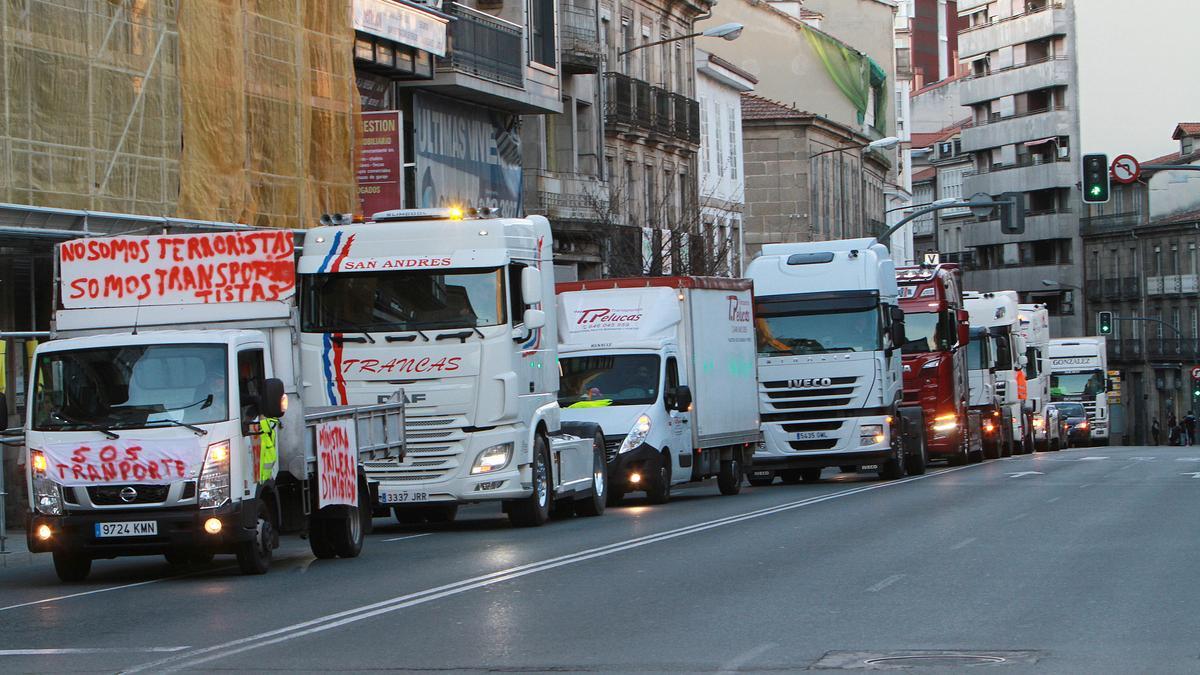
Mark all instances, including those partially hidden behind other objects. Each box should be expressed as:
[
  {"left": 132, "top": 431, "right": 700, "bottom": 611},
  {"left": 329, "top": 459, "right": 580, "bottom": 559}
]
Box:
[
  {"left": 236, "top": 501, "right": 275, "bottom": 575},
  {"left": 508, "top": 435, "right": 552, "bottom": 527},
  {"left": 645, "top": 451, "right": 672, "bottom": 505},
  {"left": 52, "top": 551, "right": 91, "bottom": 582},
  {"left": 329, "top": 505, "right": 365, "bottom": 558},
  {"left": 903, "top": 424, "right": 928, "bottom": 476},
  {"left": 983, "top": 430, "right": 1001, "bottom": 460},
  {"left": 779, "top": 469, "right": 802, "bottom": 484},
  {"left": 800, "top": 468, "right": 822, "bottom": 483},
  {"left": 308, "top": 515, "right": 337, "bottom": 559},
  {"left": 575, "top": 430, "right": 608, "bottom": 516},
  {"left": 717, "top": 454, "right": 743, "bottom": 496},
  {"left": 1001, "top": 425, "right": 1015, "bottom": 458},
  {"left": 747, "top": 473, "right": 774, "bottom": 487}
]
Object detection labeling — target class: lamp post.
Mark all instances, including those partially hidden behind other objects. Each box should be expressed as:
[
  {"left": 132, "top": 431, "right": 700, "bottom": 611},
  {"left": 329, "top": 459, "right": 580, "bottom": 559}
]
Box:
[
  {"left": 809, "top": 137, "right": 899, "bottom": 238},
  {"left": 618, "top": 22, "right": 744, "bottom": 56}
]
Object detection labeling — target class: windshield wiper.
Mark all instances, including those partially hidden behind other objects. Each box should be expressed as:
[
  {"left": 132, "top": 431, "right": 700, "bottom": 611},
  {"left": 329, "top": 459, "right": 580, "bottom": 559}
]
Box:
[
  {"left": 50, "top": 411, "right": 120, "bottom": 439},
  {"left": 139, "top": 418, "right": 208, "bottom": 436},
  {"left": 435, "top": 330, "right": 475, "bottom": 343},
  {"left": 329, "top": 319, "right": 377, "bottom": 344}
]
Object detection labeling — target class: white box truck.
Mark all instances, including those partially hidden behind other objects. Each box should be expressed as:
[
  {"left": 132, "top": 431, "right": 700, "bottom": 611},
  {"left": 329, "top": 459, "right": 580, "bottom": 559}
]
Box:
[
  {"left": 296, "top": 208, "right": 605, "bottom": 526},
  {"left": 1049, "top": 336, "right": 1110, "bottom": 445},
  {"left": 555, "top": 277, "right": 759, "bottom": 504},
  {"left": 25, "top": 230, "right": 404, "bottom": 582},
  {"left": 964, "top": 291, "right": 1030, "bottom": 455},
  {"left": 744, "top": 238, "right": 927, "bottom": 483},
  {"left": 1018, "top": 304, "right": 1053, "bottom": 450}
]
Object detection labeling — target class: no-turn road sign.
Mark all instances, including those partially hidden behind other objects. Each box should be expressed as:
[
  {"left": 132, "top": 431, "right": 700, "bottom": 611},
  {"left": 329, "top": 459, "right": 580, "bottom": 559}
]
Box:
[{"left": 1111, "top": 154, "right": 1141, "bottom": 184}]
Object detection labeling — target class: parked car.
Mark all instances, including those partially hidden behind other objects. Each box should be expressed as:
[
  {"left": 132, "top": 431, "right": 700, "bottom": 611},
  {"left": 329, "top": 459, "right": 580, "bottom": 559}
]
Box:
[{"left": 1051, "top": 402, "right": 1088, "bottom": 446}]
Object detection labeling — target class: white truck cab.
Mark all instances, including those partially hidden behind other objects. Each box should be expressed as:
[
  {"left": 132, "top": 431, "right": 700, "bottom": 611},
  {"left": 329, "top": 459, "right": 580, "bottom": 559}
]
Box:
[
  {"left": 296, "top": 208, "right": 605, "bottom": 526},
  {"left": 1049, "top": 336, "right": 1110, "bottom": 445},
  {"left": 744, "top": 238, "right": 926, "bottom": 483},
  {"left": 555, "top": 277, "right": 759, "bottom": 504},
  {"left": 1018, "top": 304, "right": 1052, "bottom": 450},
  {"left": 964, "top": 291, "right": 1029, "bottom": 456}
]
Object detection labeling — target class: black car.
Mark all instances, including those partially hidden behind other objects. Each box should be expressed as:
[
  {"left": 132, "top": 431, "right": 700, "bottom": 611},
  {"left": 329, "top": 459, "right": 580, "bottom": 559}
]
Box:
[{"left": 1051, "top": 402, "right": 1089, "bottom": 446}]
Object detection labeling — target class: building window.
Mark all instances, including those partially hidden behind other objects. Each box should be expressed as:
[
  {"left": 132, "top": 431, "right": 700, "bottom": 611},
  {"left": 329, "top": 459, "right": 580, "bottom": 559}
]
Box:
[
  {"left": 1091, "top": 250, "right": 1100, "bottom": 280},
  {"left": 1172, "top": 244, "right": 1180, "bottom": 276},
  {"left": 1190, "top": 243, "right": 1197, "bottom": 276},
  {"left": 1191, "top": 308, "right": 1198, "bottom": 340},
  {"left": 727, "top": 104, "right": 738, "bottom": 180},
  {"left": 530, "top": 0, "right": 556, "bottom": 67},
  {"left": 700, "top": 96, "right": 709, "bottom": 168},
  {"left": 1154, "top": 246, "right": 1162, "bottom": 276},
  {"left": 645, "top": 164, "right": 656, "bottom": 225},
  {"left": 714, "top": 101, "right": 725, "bottom": 177}
]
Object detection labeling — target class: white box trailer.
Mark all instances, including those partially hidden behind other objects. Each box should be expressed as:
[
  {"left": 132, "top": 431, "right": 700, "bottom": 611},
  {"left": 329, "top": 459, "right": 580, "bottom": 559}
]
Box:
[{"left": 556, "top": 277, "right": 759, "bottom": 503}]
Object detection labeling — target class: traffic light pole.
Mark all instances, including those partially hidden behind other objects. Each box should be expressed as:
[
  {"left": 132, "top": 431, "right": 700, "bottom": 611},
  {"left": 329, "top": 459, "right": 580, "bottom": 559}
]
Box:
[{"left": 878, "top": 198, "right": 1015, "bottom": 245}]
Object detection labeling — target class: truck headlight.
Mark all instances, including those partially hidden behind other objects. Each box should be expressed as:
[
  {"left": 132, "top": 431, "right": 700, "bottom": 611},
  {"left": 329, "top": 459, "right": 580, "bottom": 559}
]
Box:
[
  {"left": 619, "top": 415, "right": 652, "bottom": 454},
  {"left": 198, "top": 440, "right": 231, "bottom": 509},
  {"left": 471, "top": 443, "right": 513, "bottom": 475},
  {"left": 859, "top": 424, "right": 885, "bottom": 446},
  {"left": 30, "top": 449, "right": 62, "bottom": 516},
  {"left": 921, "top": 358, "right": 941, "bottom": 370}
]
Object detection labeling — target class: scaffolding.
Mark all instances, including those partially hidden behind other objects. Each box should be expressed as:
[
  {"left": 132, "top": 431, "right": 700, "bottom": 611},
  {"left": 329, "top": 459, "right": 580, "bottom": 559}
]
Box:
[{"left": 0, "top": 0, "right": 359, "bottom": 230}]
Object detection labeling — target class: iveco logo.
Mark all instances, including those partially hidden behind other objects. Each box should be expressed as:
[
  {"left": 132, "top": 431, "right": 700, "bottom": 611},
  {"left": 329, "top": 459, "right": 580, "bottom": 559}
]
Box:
[
  {"left": 789, "top": 378, "right": 833, "bottom": 388},
  {"left": 119, "top": 486, "right": 138, "bottom": 503}
]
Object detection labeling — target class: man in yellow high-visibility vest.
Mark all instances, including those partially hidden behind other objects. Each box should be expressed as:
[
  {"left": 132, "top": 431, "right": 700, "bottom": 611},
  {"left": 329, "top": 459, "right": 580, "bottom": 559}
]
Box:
[{"left": 259, "top": 417, "right": 279, "bottom": 483}]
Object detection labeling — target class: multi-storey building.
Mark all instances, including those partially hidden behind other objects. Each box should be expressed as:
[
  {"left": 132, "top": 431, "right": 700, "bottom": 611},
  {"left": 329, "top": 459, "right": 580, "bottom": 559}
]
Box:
[
  {"left": 909, "top": 119, "right": 973, "bottom": 258},
  {"left": 696, "top": 50, "right": 756, "bottom": 275},
  {"left": 1081, "top": 124, "right": 1200, "bottom": 444},
  {"left": 953, "top": 0, "right": 1200, "bottom": 337}
]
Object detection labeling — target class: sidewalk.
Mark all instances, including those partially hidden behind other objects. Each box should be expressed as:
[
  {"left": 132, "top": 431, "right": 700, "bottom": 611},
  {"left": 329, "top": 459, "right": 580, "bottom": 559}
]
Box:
[{"left": 0, "top": 528, "right": 47, "bottom": 568}]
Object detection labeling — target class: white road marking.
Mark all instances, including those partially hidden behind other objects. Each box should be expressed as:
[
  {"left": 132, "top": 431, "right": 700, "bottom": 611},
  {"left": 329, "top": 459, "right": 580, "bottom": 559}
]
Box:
[
  {"left": 1129, "top": 457, "right": 1156, "bottom": 461},
  {"left": 383, "top": 533, "right": 435, "bottom": 543},
  {"left": 1011, "top": 512, "right": 1030, "bottom": 521},
  {"left": 0, "top": 647, "right": 189, "bottom": 656},
  {"left": 717, "top": 642, "right": 777, "bottom": 674},
  {"left": 1008, "top": 471, "right": 1044, "bottom": 478},
  {"left": 1177, "top": 458, "right": 1200, "bottom": 462},
  {"left": 1180, "top": 472, "right": 1200, "bottom": 479},
  {"left": 1046, "top": 497, "right": 1061, "bottom": 503},
  {"left": 125, "top": 463, "right": 985, "bottom": 673},
  {"left": 866, "top": 574, "right": 906, "bottom": 593},
  {"left": 950, "top": 537, "right": 976, "bottom": 550},
  {"left": 1079, "top": 456, "right": 1108, "bottom": 461},
  {"left": 0, "top": 566, "right": 236, "bottom": 613}
]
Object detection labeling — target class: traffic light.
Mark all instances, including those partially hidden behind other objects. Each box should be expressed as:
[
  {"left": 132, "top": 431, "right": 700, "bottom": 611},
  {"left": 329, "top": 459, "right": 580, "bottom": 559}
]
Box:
[
  {"left": 999, "top": 192, "right": 1025, "bottom": 234},
  {"left": 1097, "top": 311, "right": 1113, "bottom": 335},
  {"left": 1082, "top": 153, "right": 1110, "bottom": 204},
  {"left": 1194, "top": 369, "right": 1200, "bottom": 399}
]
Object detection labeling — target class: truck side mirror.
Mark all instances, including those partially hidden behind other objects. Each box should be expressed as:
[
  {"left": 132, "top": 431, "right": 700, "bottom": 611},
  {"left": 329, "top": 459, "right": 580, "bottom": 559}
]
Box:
[
  {"left": 259, "top": 378, "right": 287, "bottom": 418},
  {"left": 957, "top": 310, "right": 970, "bottom": 347},
  {"left": 521, "top": 267, "right": 543, "bottom": 306},
  {"left": 889, "top": 306, "right": 906, "bottom": 347},
  {"left": 674, "top": 385, "right": 693, "bottom": 413},
  {"left": 523, "top": 308, "right": 546, "bottom": 330}
]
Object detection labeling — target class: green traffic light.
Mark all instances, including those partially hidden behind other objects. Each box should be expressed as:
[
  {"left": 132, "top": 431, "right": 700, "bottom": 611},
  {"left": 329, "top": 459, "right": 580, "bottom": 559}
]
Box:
[{"left": 1089, "top": 185, "right": 1103, "bottom": 197}]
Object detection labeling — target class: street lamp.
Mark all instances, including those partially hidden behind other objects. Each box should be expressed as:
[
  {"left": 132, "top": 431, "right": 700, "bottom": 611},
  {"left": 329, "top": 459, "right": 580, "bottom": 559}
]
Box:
[
  {"left": 619, "top": 22, "right": 744, "bottom": 55},
  {"left": 809, "top": 136, "right": 900, "bottom": 160},
  {"left": 886, "top": 197, "right": 957, "bottom": 214}
]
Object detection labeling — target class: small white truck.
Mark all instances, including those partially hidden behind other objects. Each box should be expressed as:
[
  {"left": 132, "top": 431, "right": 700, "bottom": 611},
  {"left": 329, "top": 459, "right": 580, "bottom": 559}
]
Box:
[
  {"left": 555, "top": 277, "right": 759, "bottom": 504},
  {"left": 296, "top": 208, "right": 605, "bottom": 526},
  {"left": 25, "top": 230, "right": 404, "bottom": 582},
  {"left": 744, "top": 238, "right": 926, "bottom": 483},
  {"left": 1049, "top": 336, "right": 1110, "bottom": 445}
]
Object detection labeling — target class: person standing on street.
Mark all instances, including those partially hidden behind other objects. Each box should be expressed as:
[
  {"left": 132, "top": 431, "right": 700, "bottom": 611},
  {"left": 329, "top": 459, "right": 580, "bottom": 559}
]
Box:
[
  {"left": 1186, "top": 411, "right": 1197, "bottom": 446},
  {"left": 1169, "top": 412, "right": 1178, "bottom": 445},
  {"left": 1152, "top": 418, "right": 1162, "bottom": 445}
]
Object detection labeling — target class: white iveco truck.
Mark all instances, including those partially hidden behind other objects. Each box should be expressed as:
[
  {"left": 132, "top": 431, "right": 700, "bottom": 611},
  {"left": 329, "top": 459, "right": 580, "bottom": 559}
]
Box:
[
  {"left": 964, "top": 291, "right": 1029, "bottom": 455},
  {"left": 1049, "top": 336, "right": 1109, "bottom": 445},
  {"left": 297, "top": 208, "right": 606, "bottom": 526},
  {"left": 26, "top": 230, "right": 403, "bottom": 582},
  {"left": 744, "top": 238, "right": 926, "bottom": 483},
  {"left": 555, "top": 277, "right": 759, "bottom": 504}
]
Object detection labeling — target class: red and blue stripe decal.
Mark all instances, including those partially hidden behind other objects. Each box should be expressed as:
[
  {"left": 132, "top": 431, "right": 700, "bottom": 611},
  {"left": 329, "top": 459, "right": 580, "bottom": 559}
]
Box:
[{"left": 319, "top": 232, "right": 355, "bottom": 405}]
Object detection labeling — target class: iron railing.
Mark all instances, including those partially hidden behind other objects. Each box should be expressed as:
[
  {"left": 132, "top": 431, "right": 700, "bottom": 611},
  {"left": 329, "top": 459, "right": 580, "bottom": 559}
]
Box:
[
  {"left": 442, "top": 3, "right": 524, "bottom": 88},
  {"left": 559, "top": 2, "right": 601, "bottom": 73},
  {"left": 603, "top": 73, "right": 700, "bottom": 144},
  {"left": 1080, "top": 211, "right": 1143, "bottom": 236}
]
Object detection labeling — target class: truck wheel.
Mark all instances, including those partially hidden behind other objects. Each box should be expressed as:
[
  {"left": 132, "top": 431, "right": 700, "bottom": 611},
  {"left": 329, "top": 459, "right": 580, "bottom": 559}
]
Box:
[
  {"left": 779, "top": 469, "right": 802, "bottom": 484},
  {"left": 747, "top": 472, "right": 774, "bottom": 487},
  {"left": 236, "top": 501, "right": 275, "bottom": 575},
  {"left": 983, "top": 434, "right": 1000, "bottom": 460},
  {"left": 1001, "top": 426, "right": 1015, "bottom": 458},
  {"left": 424, "top": 504, "right": 459, "bottom": 524},
  {"left": 645, "top": 451, "right": 672, "bottom": 505},
  {"left": 330, "top": 505, "right": 365, "bottom": 558},
  {"left": 800, "top": 468, "right": 822, "bottom": 483},
  {"left": 576, "top": 430, "right": 608, "bottom": 516},
  {"left": 308, "top": 515, "right": 338, "bottom": 560},
  {"left": 879, "top": 447, "right": 908, "bottom": 481},
  {"left": 52, "top": 552, "right": 91, "bottom": 582},
  {"left": 904, "top": 426, "right": 928, "bottom": 476},
  {"left": 717, "top": 454, "right": 743, "bottom": 495},
  {"left": 508, "top": 435, "right": 552, "bottom": 527}
]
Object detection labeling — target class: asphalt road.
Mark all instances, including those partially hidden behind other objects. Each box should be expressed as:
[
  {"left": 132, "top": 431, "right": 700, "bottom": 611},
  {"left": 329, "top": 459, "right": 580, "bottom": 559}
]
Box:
[{"left": 2, "top": 444, "right": 1199, "bottom": 673}]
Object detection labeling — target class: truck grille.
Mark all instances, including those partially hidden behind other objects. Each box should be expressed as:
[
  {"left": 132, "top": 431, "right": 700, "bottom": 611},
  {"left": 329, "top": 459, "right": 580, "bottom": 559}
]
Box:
[
  {"left": 996, "top": 381, "right": 1008, "bottom": 399},
  {"left": 603, "top": 435, "right": 623, "bottom": 462},
  {"left": 88, "top": 484, "right": 169, "bottom": 505},
  {"left": 761, "top": 376, "right": 860, "bottom": 421},
  {"left": 363, "top": 415, "right": 465, "bottom": 481}
]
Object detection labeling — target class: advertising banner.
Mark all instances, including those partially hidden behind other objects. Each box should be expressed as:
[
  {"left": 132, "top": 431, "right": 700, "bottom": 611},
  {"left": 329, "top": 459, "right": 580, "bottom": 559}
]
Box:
[
  {"left": 413, "top": 93, "right": 523, "bottom": 217},
  {"left": 558, "top": 287, "right": 682, "bottom": 345},
  {"left": 358, "top": 111, "right": 405, "bottom": 218},
  {"left": 353, "top": 0, "right": 448, "bottom": 56},
  {"left": 316, "top": 419, "right": 359, "bottom": 508},
  {"left": 58, "top": 231, "right": 295, "bottom": 309}
]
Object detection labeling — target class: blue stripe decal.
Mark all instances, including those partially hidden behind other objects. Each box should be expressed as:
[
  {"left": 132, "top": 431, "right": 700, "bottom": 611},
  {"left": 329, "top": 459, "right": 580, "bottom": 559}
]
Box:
[
  {"left": 317, "top": 231, "right": 344, "bottom": 273},
  {"left": 322, "top": 332, "right": 337, "bottom": 405}
]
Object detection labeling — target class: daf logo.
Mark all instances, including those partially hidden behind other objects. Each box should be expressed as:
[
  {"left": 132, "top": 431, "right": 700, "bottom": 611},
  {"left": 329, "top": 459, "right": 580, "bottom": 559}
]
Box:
[
  {"left": 903, "top": 365, "right": 912, "bottom": 373},
  {"left": 119, "top": 486, "right": 138, "bottom": 503},
  {"left": 788, "top": 377, "right": 833, "bottom": 388}
]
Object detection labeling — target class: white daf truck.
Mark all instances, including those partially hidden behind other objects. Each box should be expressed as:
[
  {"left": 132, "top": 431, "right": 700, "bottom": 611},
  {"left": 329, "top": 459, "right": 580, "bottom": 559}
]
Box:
[
  {"left": 744, "top": 238, "right": 926, "bottom": 483},
  {"left": 296, "top": 208, "right": 605, "bottom": 526},
  {"left": 555, "top": 277, "right": 759, "bottom": 504},
  {"left": 964, "top": 291, "right": 1029, "bottom": 455},
  {"left": 26, "top": 230, "right": 403, "bottom": 582},
  {"left": 1018, "top": 304, "right": 1053, "bottom": 451},
  {"left": 1049, "top": 336, "right": 1109, "bottom": 446}
]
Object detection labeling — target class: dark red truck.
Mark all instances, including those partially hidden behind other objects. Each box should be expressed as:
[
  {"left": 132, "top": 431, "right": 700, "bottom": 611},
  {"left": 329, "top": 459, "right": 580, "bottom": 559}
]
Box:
[{"left": 896, "top": 264, "right": 982, "bottom": 465}]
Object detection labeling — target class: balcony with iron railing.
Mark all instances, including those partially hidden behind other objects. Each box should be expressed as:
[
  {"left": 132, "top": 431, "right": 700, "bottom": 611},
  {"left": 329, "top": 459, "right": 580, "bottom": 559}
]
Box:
[
  {"left": 1079, "top": 211, "right": 1144, "bottom": 236},
  {"left": 603, "top": 72, "right": 700, "bottom": 146},
  {"left": 559, "top": 1, "right": 601, "bottom": 74},
  {"left": 959, "top": 2, "right": 1069, "bottom": 59},
  {"left": 960, "top": 105, "right": 1071, "bottom": 152},
  {"left": 961, "top": 56, "right": 1072, "bottom": 106},
  {"left": 1147, "top": 338, "right": 1199, "bottom": 361}
]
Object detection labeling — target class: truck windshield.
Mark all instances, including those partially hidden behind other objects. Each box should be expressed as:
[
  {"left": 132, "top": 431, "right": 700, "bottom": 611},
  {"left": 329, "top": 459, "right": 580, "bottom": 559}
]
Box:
[
  {"left": 32, "top": 344, "right": 229, "bottom": 431},
  {"left": 1051, "top": 372, "right": 1104, "bottom": 398},
  {"left": 558, "top": 355, "right": 661, "bottom": 407},
  {"left": 755, "top": 308, "right": 882, "bottom": 356},
  {"left": 900, "top": 312, "right": 940, "bottom": 354},
  {"left": 301, "top": 268, "right": 505, "bottom": 333}
]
